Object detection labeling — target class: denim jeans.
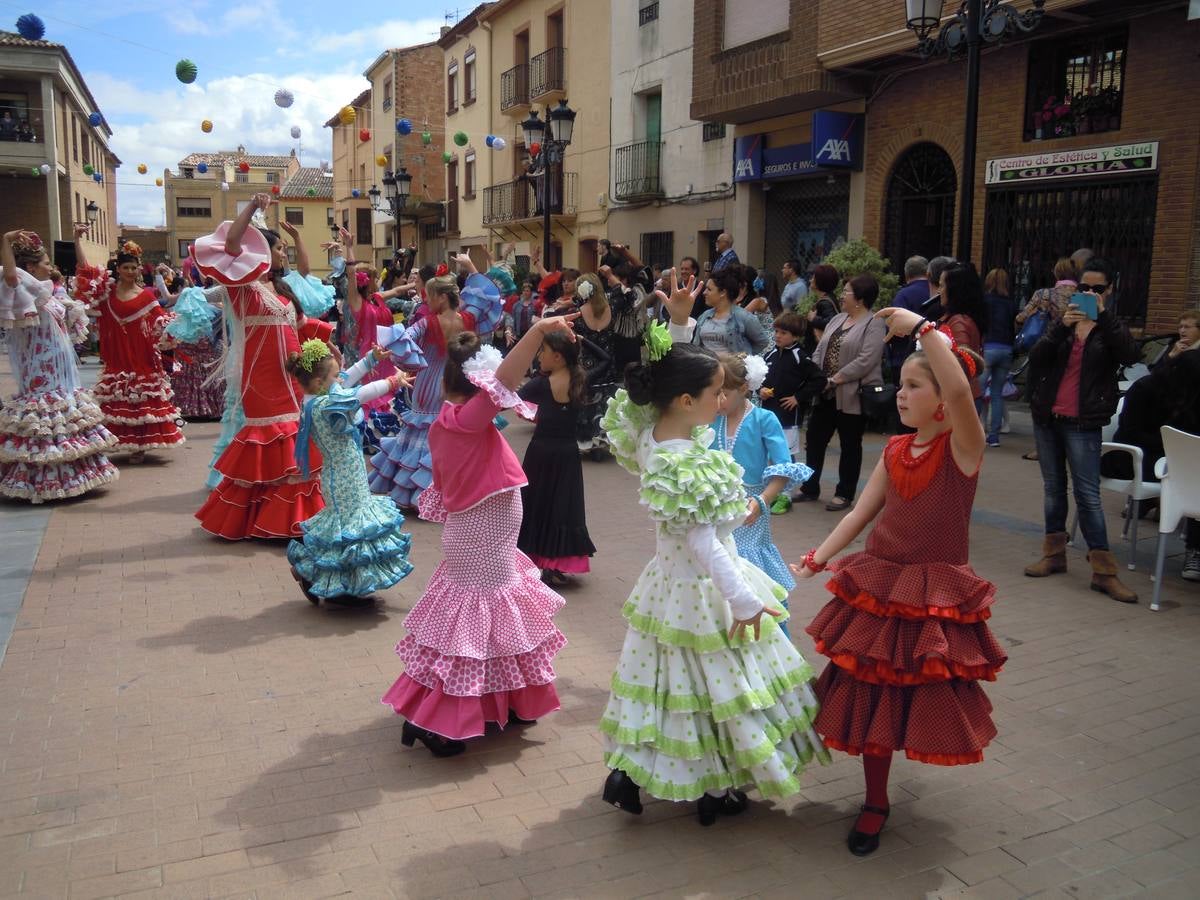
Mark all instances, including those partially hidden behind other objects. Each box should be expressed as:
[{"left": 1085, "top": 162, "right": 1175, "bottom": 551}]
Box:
[
  {"left": 983, "top": 345, "right": 1013, "bottom": 438},
  {"left": 1033, "top": 419, "right": 1108, "bottom": 550}
]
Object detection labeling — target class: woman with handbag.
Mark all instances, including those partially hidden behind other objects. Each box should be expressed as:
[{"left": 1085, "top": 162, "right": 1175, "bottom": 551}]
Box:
[
  {"left": 982, "top": 268, "right": 1017, "bottom": 447},
  {"left": 797, "top": 274, "right": 887, "bottom": 511}
]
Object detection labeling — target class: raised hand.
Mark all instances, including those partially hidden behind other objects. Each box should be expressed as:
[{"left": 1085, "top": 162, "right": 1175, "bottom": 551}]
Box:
[
  {"left": 728, "top": 606, "right": 782, "bottom": 642},
  {"left": 72, "top": 223, "right": 90, "bottom": 239},
  {"left": 874, "top": 306, "right": 924, "bottom": 342},
  {"left": 536, "top": 310, "right": 580, "bottom": 342},
  {"left": 252, "top": 192, "right": 273, "bottom": 211},
  {"left": 653, "top": 268, "right": 699, "bottom": 324},
  {"left": 279, "top": 219, "right": 300, "bottom": 239}
]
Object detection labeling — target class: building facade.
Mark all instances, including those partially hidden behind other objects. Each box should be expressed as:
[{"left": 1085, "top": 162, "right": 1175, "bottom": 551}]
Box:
[
  {"left": 326, "top": 90, "right": 374, "bottom": 267},
  {"left": 690, "top": 0, "right": 1200, "bottom": 329},
  {"left": 277, "top": 167, "right": 335, "bottom": 279},
  {"left": 0, "top": 30, "right": 119, "bottom": 269},
  {"left": 608, "top": 0, "right": 734, "bottom": 272},
  {"left": 117, "top": 226, "right": 170, "bottom": 265},
  {"left": 164, "top": 146, "right": 301, "bottom": 265}
]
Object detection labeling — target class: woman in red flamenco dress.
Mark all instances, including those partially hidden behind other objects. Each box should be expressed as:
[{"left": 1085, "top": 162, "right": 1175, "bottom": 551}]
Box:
[
  {"left": 192, "top": 194, "right": 323, "bottom": 539},
  {"left": 73, "top": 236, "right": 185, "bottom": 461},
  {"left": 794, "top": 304, "right": 1006, "bottom": 858}
]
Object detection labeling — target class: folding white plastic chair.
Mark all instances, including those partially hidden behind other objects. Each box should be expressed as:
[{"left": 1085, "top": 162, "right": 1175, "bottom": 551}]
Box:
[{"left": 1150, "top": 427, "right": 1200, "bottom": 611}]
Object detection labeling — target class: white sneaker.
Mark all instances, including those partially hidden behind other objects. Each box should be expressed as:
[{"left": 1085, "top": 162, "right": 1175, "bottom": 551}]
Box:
[{"left": 1184, "top": 549, "right": 1200, "bottom": 582}]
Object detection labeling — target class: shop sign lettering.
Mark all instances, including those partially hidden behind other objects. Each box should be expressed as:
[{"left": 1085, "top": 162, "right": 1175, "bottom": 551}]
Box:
[{"left": 985, "top": 142, "right": 1159, "bottom": 185}]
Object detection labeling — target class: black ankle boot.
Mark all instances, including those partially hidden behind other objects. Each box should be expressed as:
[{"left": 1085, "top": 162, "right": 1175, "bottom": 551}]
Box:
[
  {"left": 400, "top": 721, "right": 466, "bottom": 758},
  {"left": 507, "top": 709, "right": 537, "bottom": 726},
  {"left": 602, "top": 769, "right": 643, "bottom": 815},
  {"left": 847, "top": 804, "right": 890, "bottom": 856},
  {"left": 697, "top": 790, "right": 749, "bottom": 826}
]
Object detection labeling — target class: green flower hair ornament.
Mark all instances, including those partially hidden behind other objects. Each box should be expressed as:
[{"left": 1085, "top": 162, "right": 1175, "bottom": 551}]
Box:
[
  {"left": 645, "top": 320, "right": 673, "bottom": 363},
  {"left": 298, "top": 338, "right": 332, "bottom": 372}
]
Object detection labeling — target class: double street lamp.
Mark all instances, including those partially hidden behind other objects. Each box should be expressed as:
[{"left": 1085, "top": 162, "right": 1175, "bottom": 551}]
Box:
[
  {"left": 905, "top": 0, "right": 1046, "bottom": 261},
  {"left": 84, "top": 200, "right": 98, "bottom": 225},
  {"left": 367, "top": 166, "right": 414, "bottom": 254},
  {"left": 521, "top": 99, "right": 577, "bottom": 268}
]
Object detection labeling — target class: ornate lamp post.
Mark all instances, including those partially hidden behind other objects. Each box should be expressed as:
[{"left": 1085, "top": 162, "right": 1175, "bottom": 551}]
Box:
[
  {"left": 522, "top": 99, "right": 576, "bottom": 268},
  {"left": 905, "top": 0, "right": 1046, "bottom": 260},
  {"left": 84, "top": 200, "right": 99, "bottom": 226},
  {"left": 382, "top": 167, "right": 414, "bottom": 256}
]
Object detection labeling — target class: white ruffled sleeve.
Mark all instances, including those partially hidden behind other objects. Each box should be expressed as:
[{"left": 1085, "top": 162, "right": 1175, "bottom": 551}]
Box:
[
  {"left": 686, "top": 524, "right": 763, "bottom": 621},
  {"left": 667, "top": 319, "right": 696, "bottom": 344},
  {"left": 0, "top": 266, "right": 51, "bottom": 328}
]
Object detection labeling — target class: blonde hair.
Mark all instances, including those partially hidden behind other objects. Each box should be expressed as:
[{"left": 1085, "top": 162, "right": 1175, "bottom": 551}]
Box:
[
  {"left": 984, "top": 268, "right": 1009, "bottom": 296},
  {"left": 1053, "top": 257, "right": 1076, "bottom": 282},
  {"left": 425, "top": 274, "right": 460, "bottom": 308},
  {"left": 576, "top": 273, "right": 607, "bottom": 312},
  {"left": 718, "top": 352, "right": 748, "bottom": 390}
]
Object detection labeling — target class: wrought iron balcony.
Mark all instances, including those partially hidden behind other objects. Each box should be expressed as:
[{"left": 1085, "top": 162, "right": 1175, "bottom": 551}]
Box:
[
  {"left": 500, "top": 63, "right": 530, "bottom": 112},
  {"left": 530, "top": 46, "right": 565, "bottom": 100},
  {"left": 614, "top": 140, "right": 664, "bottom": 201},
  {"left": 483, "top": 172, "right": 577, "bottom": 225}
]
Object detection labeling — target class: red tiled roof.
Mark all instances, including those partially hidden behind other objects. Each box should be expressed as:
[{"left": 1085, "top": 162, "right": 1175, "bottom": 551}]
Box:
[
  {"left": 178, "top": 150, "right": 296, "bottom": 167},
  {"left": 279, "top": 167, "right": 333, "bottom": 199}
]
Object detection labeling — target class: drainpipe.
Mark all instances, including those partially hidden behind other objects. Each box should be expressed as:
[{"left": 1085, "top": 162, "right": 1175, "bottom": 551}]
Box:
[{"left": 480, "top": 17, "right": 494, "bottom": 257}]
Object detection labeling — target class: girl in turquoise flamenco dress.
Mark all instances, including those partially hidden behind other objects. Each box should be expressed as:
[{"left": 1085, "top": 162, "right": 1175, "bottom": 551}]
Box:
[
  {"left": 285, "top": 339, "right": 415, "bottom": 605},
  {"left": 598, "top": 314, "right": 828, "bottom": 827}
]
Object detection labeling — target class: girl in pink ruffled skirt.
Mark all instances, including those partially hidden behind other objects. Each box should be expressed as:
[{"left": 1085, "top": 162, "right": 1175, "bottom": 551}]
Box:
[{"left": 381, "top": 311, "right": 579, "bottom": 757}]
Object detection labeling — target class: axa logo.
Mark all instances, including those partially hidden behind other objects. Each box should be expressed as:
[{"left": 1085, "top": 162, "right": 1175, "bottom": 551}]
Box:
[
  {"left": 817, "top": 139, "right": 852, "bottom": 162},
  {"left": 735, "top": 158, "right": 756, "bottom": 178}
]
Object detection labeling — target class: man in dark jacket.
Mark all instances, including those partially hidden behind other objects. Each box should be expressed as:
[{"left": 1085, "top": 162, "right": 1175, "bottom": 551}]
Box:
[{"left": 1024, "top": 258, "right": 1140, "bottom": 603}]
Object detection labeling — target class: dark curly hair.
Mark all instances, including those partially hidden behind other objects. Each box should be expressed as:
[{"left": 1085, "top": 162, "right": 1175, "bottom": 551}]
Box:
[
  {"left": 443, "top": 331, "right": 482, "bottom": 399},
  {"left": 625, "top": 342, "right": 721, "bottom": 411}
]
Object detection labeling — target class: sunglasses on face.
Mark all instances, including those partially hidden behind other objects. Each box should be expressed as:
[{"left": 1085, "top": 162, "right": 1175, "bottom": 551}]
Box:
[{"left": 1077, "top": 283, "right": 1109, "bottom": 294}]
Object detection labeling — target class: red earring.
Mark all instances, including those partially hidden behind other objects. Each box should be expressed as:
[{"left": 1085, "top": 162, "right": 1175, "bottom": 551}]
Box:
[{"left": 933, "top": 404, "right": 946, "bottom": 422}]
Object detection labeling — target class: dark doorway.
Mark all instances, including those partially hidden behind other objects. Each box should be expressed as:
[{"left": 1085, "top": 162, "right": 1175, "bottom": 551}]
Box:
[{"left": 884, "top": 142, "right": 957, "bottom": 270}]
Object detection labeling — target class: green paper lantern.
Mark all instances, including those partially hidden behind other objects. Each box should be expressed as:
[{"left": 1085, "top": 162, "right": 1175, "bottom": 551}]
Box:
[
  {"left": 31, "top": 166, "right": 40, "bottom": 176},
  {"left": 453, "top": 130, "right": 468, "bottom": 147},
  {"left": 421, "top": 131, "right": 432, "bottom": 146},
  {"left": 175, "top": 59, "right": 198, "bottom": 84},
  {"left": 442, "top": 151, "right": 453, "bottom": 164},
  {"left": 83, "top": 163, "right": 94, "bottom": 176},
  {"left": 306, "top": 188, "right": 316, "bottom": 197}
]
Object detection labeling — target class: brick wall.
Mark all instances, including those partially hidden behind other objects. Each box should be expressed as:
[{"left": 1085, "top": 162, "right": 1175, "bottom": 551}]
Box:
[
  {"left": 862, "top": 9, "right": 1199, "bottom": 331},
  {"left": 394, "top": 44, "right": 447, "bottom": 204}
]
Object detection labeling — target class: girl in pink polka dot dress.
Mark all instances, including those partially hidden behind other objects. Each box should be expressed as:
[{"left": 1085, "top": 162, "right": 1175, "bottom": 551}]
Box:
[{"left": 381, "top": 313, "right": 579, "bottom": 757}]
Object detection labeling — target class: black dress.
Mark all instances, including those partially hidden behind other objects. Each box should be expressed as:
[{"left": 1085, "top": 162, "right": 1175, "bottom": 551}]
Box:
[{"left": 517, "top": 376, "right": 596, "bottom": 572}]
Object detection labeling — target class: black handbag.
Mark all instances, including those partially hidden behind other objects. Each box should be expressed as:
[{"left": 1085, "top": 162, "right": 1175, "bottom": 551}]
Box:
[{"left": 858, "top": 382, "right": 898, "bottom": 420}]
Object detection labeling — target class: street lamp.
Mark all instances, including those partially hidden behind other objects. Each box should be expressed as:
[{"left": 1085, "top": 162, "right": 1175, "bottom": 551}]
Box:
[
  {"left": 905, "top": 0, "right": 1046, "bottom": 261},
  {"left": 521, "top": 100, "right": 575, "bottom": 268},
  {"left": 85, "top": 200, "right": 99, "bottom": 225}
]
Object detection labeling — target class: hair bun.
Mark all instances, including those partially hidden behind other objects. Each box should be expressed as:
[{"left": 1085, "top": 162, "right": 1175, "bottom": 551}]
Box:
[{"left": 624, "top": 362, "right": 654, "bottom": 406}]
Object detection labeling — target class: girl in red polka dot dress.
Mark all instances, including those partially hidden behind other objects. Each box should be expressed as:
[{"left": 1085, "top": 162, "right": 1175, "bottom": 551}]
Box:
[{"left": 794, "top": 305, "right": 1006, "bottom": 857}]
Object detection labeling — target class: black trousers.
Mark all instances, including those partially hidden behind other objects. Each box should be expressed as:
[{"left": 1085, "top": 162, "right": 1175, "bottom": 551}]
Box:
[{"left": 801, "top": 394, "right": 867, "bottom": 501}]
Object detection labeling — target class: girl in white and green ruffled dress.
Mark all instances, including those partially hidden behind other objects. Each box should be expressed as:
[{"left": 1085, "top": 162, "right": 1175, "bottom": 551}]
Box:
[{"left": 598, "top": 320, "right": 829, "bottom": 826}]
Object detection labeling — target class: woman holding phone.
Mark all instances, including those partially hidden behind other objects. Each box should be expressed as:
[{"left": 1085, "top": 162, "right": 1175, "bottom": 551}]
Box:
[{"left": 1023, "top": 258, "right": 1141, "bottom": 603}]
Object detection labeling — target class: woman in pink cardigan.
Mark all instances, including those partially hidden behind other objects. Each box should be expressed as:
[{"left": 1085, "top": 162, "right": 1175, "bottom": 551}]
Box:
[{"left": 382, "top": 313, "right": 579, "bottom": 757}]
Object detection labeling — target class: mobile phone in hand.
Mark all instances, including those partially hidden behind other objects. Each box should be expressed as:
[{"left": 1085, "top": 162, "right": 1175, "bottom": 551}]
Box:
[{"left": 1071, "top": 292, "right": 1098, "bottom": 321}]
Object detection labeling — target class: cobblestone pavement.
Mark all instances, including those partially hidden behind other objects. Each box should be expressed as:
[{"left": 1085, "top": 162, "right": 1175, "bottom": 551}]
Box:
[{"left": 1, "top": 356, "right": 1198, "bottom": 898}]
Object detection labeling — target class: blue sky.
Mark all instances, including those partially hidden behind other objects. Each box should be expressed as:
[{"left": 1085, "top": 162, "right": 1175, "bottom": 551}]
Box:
[{"left": 4, "top": 1, "right": 451, "bottom": 224}]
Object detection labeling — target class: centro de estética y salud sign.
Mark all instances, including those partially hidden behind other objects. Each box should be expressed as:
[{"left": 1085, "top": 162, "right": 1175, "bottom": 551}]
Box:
[{"left": 985, "top": 142, "right": 1158, "bottom": 185}]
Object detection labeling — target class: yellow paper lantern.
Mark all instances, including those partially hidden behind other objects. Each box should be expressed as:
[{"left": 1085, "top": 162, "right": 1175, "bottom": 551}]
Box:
[
  {"left": 375, "top": 154, "right": 387, "bottom": 167},
  {"left": 201, "top": 119, "right": 213, "bottom": 133},
  {"left": 339, "top": 106, "right": 356, "bottom": 125},
  {"left": 155, "top": 178, "right": 163, "bottom": 187},
  {"left": 137, "top": 163, "right": 147, "bottom": 174}
]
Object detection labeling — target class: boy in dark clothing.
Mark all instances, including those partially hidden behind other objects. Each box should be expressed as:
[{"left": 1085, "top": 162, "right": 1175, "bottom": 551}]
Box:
[{"left": 759, "top": 311, "right": 827, "bottom": 513}]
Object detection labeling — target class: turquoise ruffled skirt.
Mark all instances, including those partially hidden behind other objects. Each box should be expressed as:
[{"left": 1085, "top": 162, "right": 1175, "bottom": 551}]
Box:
[{"left": 286, "top": 494, "right": 413, "bottom": 598}]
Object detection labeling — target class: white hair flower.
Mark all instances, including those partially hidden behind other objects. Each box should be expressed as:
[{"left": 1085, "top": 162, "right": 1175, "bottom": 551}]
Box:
[
  {"left": 744, "top": 355, "right": 769, "bottom": 393},
  {"left": 576, "top": 279, "right": 594, "bottom": 300},
  {"left": 463, "top": 344, "right": 503, "bottom": 378}
]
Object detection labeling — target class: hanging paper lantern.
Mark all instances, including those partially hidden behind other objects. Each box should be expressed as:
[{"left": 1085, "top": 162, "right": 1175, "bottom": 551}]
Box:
[
  {"left": 492, "top": 136, "right": 506, "bottom": 151},
  {"left": 396, "top": 118, "right": 412, "bottom": 135},
  {"left": 453, "top": 130, "right": 468, "bottom": 147},
  {"left": 339, "top": 106, "right": 356, "bottom": 125},
  {"left": 82, "top": 163, "right": 94, "bottom": 176},
  {"left": 196, "top": 161, "right": 208, "bottom": 174},
  {"left": 175, "top": 59, "right": 198, "bottom": 84},
  {"left": 220, "top": 182, "right": 229, "bottom": 192},
  {"left": 271, "top": 184, "right": 281, "bottom": 195},
  {"left": 359, "top": 128, "right": 370, "bottom": 142},
  {"left": 421, "top": 130, "right": 432, "bottom": 146},
  {"left": 92, "top": 172, "right": 102, "bottom": 183},
  {"left": 87, "top": 112, "right": 102, "bottom": 128},
  {"left": 201, "top": 119, "right": 213, "bottom": 133},
  {"left": 485, "top": 135, "right": 495, "bottom": 148},
  {"left": 290, "top": 125, "right": 301, "bottom": 140},
  {"left": 137, "top": 163, "right": 147, "bottom": 174},
  {"left": 530, "top": 142, "right": 541, "bottom": 157},
  {"left": 274, "top": 89, "right": 294, "bottom": 108},
  {"left": 351, "top": 188, "right": 360, "bottom": 198},
  {"left": 375, "top": 154, "right": 387, "bottom": 167},
  {"left": 39, "top": 163, "right": 50, "bottom": 175},
  {"left": 30, "top": 166, "right": 40, "bottom": 176},
  {"left": 238, "top": 161, "right": 250, "bottom": 173},
  {"left": 155, "top": 178, "right": 163, "bottom": 187},
  {"left": 442, "top": 151, "right": 453, "bottom": 164},
  {"left": 16, "top": 13, "right": 45, "bottom": 41},
  {"left": 306, "top": 188, "right": 316, "bottom": 197}
]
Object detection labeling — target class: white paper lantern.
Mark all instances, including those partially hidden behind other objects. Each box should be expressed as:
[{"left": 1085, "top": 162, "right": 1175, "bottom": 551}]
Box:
[
  {"left": 274, "top": 89, "right": 294, "bottom": 108},
  {"left": 492, "top": 136, "right": 507, "bottom": 151},
  {"left": 290, "top": 126, "right": 301, "bottom": 140},
  {"left": 220, "top": 181, "right": 230, "bottom": 192},
  {"left": 39, "top": 163, "right": 51, "bottom": 174}
]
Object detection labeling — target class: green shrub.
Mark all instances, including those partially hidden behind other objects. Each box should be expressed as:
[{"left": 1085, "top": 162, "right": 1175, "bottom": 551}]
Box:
[{"left": 818, "top": 239, "right": 901, "bottom": 310}]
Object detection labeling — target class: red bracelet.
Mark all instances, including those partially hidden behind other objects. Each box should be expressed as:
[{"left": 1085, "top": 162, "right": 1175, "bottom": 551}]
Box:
[{"left": 802, "top": 548, "right": 827, "bottom": 573}]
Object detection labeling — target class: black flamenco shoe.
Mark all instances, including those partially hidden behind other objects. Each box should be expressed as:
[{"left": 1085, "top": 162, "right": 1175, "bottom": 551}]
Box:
[
  {"left": 507, "top": 709, "right": 537, "bottom": 726},
  {"left": 602, "top": 769, "right": 643, "bottom": 815},
  {"left": 400, "top": 721, "right": 466, "bottom": 758},
  {"left": 697, "top": 790, "right": 749, "bottom": 827},
  {"left": 290, "top": 567, "right": 321, "bottom": 606},
  {"left": 846, "top": 804, "right": 890, "bottom": 856},
  {"left": 324, "top": 594, "right": 376, "bottom": 607}
]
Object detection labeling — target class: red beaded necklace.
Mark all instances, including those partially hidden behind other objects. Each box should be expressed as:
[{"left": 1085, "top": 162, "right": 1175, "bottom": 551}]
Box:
[{"left": 887, "top": 429, "right": 951, "bottom": 500}]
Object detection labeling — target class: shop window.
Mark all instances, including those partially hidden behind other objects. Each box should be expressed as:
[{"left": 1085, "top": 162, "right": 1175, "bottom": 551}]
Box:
[
  {"left": 640, "top": 232, "right": 674, "bottom": 270},
  {"left": 285, "top": 207, "right": 304, "bottom": 226},
  {"left": 762, "top": 175, "right": 851, "bottom": 280},
  {"left": 1024, "top": 28, "right": 1126, "bottom": 142},
  {"left": 176, "top": 197, "right": 212, "bottom": 218}
]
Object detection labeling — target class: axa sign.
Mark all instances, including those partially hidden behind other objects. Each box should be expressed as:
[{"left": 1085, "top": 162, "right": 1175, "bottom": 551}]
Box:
[
  {"left": 733, "top": 134, "right": 763, "bottom": 183},
  {"left": 811, "top": 111, "right": 864, "bottom": 170}
]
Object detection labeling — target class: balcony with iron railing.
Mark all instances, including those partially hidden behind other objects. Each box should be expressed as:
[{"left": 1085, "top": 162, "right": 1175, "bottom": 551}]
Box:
[
  {"left": 530, "top": 46, "right": 565, "bottom": 100},
  {"left": 500, "top": 63, "right": 530, "bottom": 113},
  {"left": 483, "top": 171, "right": 577, "bottom": 225},
  {"left": 614, "top": 140, "right": 664, "bottom": 201}
]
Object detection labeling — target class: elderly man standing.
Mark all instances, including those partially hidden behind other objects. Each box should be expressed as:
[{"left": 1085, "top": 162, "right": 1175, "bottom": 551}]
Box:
[{"left": 712, "top": 233, "right": 739, "bottom": 272}]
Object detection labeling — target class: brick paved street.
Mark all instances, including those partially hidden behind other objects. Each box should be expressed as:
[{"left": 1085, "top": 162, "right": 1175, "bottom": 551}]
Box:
[{"left": 2, "top": 358, "right": 1199, "bottom": 898}]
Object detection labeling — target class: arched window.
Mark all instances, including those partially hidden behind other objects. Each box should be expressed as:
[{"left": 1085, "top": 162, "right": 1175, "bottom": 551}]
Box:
[{"left": 884, "top": 142, "right": 957, "bottom": 269}]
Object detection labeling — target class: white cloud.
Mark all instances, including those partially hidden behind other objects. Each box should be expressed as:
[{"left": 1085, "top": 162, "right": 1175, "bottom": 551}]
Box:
[
  {"left": 86, "top": 68, "right": 371, "bottom": 226},
  {"left": 307, "top": 17, "right": 446, "bottom": 54}
]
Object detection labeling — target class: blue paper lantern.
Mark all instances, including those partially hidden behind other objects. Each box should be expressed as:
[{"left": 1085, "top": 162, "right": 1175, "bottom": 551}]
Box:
[
  {"left": 88, "top": 112, "right": 102, "bottom": 127},
  {"left": 351, "top": 188, "right": 360, "bottom": 198},
  {"left": 16, "top": 13, "right": 45, "bottom": 41},
  {"left": 92, "top": 172, "right": 102, "bottom": 183},
  {"left": 485, "top": 135, "right": 495, "bottom": 147},
  {"left": 196, "top": 162, "right": 208, "bottom": 174},
  {"left": 396, "top": 118, "right": 412, "bottom": 135}
]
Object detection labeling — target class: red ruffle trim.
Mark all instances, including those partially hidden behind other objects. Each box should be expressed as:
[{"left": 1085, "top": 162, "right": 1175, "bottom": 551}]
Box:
[
  {"left": 814, "top": 640, "right": 1002, "bottom": 686},
  {"left": 212, "top": 422, "right": 321, "bottom": 483},
  {"left": 827, "top": 577, "right": 992, "bottom": 624},
  {"left": 821, "top": 735, "right": 984, "bottom": 766},
  {"left": 196, "top": 476, "right": 323, "bottom": 539}
]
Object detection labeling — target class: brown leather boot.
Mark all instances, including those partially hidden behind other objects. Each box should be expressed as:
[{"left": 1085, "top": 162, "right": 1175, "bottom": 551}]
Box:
[
  {"left": 1024, "top": 532, "right": 1068, "bottom": 577},
  {"left": 1088, "top": 549, "right": 1138, "bottom": 603}
]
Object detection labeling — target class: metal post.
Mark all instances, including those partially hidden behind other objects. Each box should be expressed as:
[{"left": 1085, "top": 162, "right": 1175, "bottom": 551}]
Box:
[
  {"left": 957, "top": 0, "right": 982, "bottom": 262},
  {"left": 542, "top": 155, "right": 552, "bottom": 269}
]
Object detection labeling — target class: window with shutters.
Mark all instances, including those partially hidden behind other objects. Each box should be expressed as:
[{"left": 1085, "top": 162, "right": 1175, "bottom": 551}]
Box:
[
  {"left": 176, "top": 198, "right": 212, "bottom": 217},
  {"left": 356, "top": 208, "right": 372, "bottom": 245},
  {"left": 285, "top": 207, "right": 304, "bottom": 226}
]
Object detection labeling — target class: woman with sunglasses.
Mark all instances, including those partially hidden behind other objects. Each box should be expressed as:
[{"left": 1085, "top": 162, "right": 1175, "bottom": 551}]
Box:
[{"left": 1024, "top": 258, "right": 1141, "bottom": 603}]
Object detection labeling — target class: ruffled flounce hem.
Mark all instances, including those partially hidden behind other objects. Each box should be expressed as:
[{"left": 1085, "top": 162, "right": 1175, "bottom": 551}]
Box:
[
  {"left": 517, "top": 525, "right": 596, "bottom": 566},
  {"left": 812, "top": 665, "right": 997, "bottom": 766},
  {"left": 0, "top": 425, "right": 117, "bottom": 465},
  {"left": 761, "top": 461, "right": 814, "bottom": 496},
  {"left": 827, "top": 552, "right": 997, "bottom": 623},
  {"left": 171, "top": 375, "right": 227, "bottom": 420},
  {"left": 0, "top": 456, "right": 118, "bottom": 503},
  {"left": 196, "top": 476, "right": 324, "bottom": 539},
  {"left": 287, "top": 543, "right": 413, "bottom": 597},
  {"left": 393, "top": 629, "right": 566, "bottom": 694},
  {"left": 213, "top": 422, "right": 319, "bottom": 483},
  {"left": 806, "top": 599, "right": 1007, "bottom": 687},
  {"left": 382, "top": 676, "right": 561, "bottom": 741},
  {"left": 93, "top": 370, "right": 176, "bottom": 405},
  {"left": 401, "top": 556, "right": 566, "bottom": 658},
  {"left": 367, "top": 410, "right": 435, "bottom": 507},
  {"left": 107, "top": 417, "right": 185, "bottom": 449},
  {"left": 527, "top": 553, "right": 591, "bottom": 573},
  {"left": 0, "top": 388, "right": 105, "bottom": 435}
]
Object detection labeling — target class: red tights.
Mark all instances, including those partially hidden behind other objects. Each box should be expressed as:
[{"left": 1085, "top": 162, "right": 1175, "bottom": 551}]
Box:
[{"left": 857, "top": 752, "right": 892, "bottom": 834}]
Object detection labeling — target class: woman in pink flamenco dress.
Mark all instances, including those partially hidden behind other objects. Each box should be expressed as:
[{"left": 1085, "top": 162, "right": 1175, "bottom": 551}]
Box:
[
  {"left": 381, "top": 311, "right": 578, "bottom": 757},
  {"left": 192, "top": 194, "right": 324, "bottom": 539}
]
